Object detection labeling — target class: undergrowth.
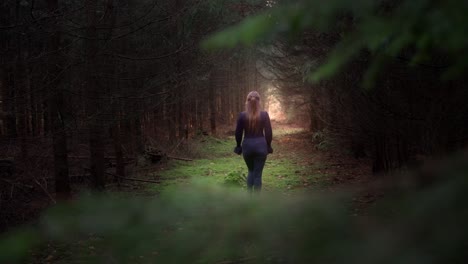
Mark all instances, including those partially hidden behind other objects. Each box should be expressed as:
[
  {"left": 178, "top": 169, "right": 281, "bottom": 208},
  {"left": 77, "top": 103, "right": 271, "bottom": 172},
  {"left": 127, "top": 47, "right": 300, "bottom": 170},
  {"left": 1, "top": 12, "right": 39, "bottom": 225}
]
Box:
[
  {"left": 2, "top": 153, "right": 468, "bottom": 264},
  {"left": 154, "top": 128, "right": 327, "bottom": 193}
]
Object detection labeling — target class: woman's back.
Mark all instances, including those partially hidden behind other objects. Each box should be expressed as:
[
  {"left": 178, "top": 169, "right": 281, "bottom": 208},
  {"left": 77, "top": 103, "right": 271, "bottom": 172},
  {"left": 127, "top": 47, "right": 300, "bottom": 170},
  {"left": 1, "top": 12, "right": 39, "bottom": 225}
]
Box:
[{"left": 236, "top": 111, "right": 272, "bottom": 139}]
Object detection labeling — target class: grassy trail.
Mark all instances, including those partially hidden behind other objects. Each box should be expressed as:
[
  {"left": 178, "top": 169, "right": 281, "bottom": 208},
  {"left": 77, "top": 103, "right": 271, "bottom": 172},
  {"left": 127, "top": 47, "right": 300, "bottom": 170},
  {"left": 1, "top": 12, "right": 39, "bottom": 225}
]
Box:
[
  {"left": 24, "top": 124, "right": 373, "bottom": 263},
  {"left": 151, "top": 124, "right": 346, "bottom": 193}
]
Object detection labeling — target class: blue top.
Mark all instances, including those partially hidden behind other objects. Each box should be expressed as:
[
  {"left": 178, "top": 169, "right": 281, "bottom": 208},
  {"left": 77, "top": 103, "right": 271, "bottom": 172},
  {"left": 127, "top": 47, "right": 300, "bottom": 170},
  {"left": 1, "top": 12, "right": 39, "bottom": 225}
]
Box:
[{"left": 235, "top": 111, "right": 272, "bottom": 147}]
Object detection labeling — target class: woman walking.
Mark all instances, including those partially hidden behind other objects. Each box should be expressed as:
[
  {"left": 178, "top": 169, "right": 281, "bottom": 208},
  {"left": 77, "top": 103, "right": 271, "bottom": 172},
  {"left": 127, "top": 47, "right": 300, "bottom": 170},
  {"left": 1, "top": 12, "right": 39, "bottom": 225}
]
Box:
[{"left": 234, "top": 91, "right": 273, "bottom": 192}]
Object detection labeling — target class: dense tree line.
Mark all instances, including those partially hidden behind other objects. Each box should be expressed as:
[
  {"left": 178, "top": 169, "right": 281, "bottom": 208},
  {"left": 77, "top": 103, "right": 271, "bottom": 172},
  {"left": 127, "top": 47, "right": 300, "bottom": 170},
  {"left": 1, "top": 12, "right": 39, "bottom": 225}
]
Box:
[
  {"left": 205, "top": 0, "right": 468, "bottom": 174},
  {"left": 2, "top": 0, "right": 467, "bottom": 229},
  {"left": 259, "top": 33, "right": 468, "bottom": 174},
  {"left": 0, "top": 0, "right": 267, "bottom": 216},
  {"left": 1, "top": 0, "right": 467, "bottom": 262}
]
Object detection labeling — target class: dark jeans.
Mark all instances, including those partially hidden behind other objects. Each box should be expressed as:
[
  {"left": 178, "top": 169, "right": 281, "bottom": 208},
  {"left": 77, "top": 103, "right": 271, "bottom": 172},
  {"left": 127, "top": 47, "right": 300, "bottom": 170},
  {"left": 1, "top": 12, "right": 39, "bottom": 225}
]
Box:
[{"left": 242, "top": 137, "right": 268, "bottom": 192}]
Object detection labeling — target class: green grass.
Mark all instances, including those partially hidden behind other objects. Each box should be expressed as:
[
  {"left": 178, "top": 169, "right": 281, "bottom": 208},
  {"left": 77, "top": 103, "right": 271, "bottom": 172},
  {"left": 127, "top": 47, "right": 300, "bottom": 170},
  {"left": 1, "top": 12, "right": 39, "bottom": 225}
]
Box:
[
  {"left": 30, "top": 128, "right": 329, "bottom": 263},
  {"left": 152, "top": 128, "right": 328, "bottom": 193},
  {"left": 270, "top": 126, "right": 303, "bottom": 137},
  {"left": 6, "top": 152, "right": 468, "bottom": 264}
]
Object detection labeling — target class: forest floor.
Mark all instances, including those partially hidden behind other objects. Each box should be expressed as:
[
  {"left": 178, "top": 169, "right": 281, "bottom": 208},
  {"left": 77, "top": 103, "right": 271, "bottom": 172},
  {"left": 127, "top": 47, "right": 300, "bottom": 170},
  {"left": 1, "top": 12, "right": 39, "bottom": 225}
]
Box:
[
  {"left": 10, "top": 123, "right": 466, "bottom": 263},
  {"left": 134, "top": 122, "right": 377, "bottom": 209},
  {"left": 28, "top": 122, "right": 382, "bottom": 263}
]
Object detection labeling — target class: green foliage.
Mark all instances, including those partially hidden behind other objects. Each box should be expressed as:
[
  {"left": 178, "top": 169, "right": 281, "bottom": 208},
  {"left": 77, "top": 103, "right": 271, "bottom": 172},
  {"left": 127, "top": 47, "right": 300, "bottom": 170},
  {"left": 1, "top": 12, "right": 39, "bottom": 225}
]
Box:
[
  {"left": 0, "top": 228, "right": 40, "bottom": 263},
  {"left": 223, "top": 170, "right": 247, "bottom": 187},
  {"left": 201, "top": 13, "right": 276, "bottom": 49},
  {"left": 2, "top": 153, "right": 468, "bottom": 263},
  {"left": 2, "top": 130, "right": 467, "bottom": 263},
  {"left": 1, "top": 183, "right": 354, "bottom": 263},
  {"left": 156, "top": 131, "right": 324, "bottom": 191},
  {"left": 312, "top": 129, "right": 335, "bottom": 151},
  {"left": 202, "top": 0, "right": 468, "bottom": 87},
  {"left": 158, "top": 153, "right": 318, "bottom": 191},
  {"left": 190, "top": 0, "right": 267, "bottom": 41}
]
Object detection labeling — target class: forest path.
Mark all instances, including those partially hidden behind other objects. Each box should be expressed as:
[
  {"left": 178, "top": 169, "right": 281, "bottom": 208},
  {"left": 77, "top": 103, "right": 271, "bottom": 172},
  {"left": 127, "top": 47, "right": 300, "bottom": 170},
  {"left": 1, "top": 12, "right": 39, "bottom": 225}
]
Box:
[
  {"left": 29, "top": 124, "right": 374, "bottom": 263},
  {"left": 149, "top": 122, "right": 370, "bottom": 194}
]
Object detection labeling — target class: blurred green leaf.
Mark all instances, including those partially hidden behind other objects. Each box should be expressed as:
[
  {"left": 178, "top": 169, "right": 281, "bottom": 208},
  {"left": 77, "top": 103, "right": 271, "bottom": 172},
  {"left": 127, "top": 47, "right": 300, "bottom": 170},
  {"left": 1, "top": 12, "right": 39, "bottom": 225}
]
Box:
[
  {"left": 202, "top": 12, "right": 276, "bottom": 50},
  {"left": 1, "top": 153, "right": 468, "bottom": 263},
  {"left": 202, "top": 0, "right": 468, "bottom": 87},
  {"left": 0, "top": 228, "right": 40, "bottom": 264},
  {"left": 308, "top": 36, "right": 364, "bottom": 82}
]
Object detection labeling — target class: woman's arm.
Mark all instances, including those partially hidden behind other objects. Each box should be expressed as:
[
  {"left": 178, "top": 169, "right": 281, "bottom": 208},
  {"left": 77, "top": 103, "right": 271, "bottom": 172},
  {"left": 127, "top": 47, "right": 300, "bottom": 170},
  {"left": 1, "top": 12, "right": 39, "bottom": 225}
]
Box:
[
  {"left": 264, "top": 112, "right": 272, "bottom": 147},
  {"left": 235, "top": 113, "right": 244, "bottom": 147}
]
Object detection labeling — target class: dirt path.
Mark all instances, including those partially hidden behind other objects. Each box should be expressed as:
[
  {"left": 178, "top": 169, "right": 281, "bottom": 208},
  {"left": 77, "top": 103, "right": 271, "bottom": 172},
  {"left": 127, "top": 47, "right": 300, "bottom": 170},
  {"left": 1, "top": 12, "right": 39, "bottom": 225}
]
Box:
[
  {"left": 19, "top": 124, "right": 377, "bottom": 264},
  {"left": 265, "top": 123, "right": 382, "bottom": 214},
  {"left": 152, "top": 123, "right": 372, "bottom": 194},
  {"left": 268, "top": 123, "right": 372, "bottom": 190}
]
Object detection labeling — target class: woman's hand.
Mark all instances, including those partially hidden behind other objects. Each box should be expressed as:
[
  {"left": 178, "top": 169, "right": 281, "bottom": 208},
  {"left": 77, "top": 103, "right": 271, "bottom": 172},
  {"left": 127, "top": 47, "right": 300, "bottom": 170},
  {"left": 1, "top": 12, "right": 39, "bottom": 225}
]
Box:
[
  {"left": 268, "top": 146, "right": 273, "bottom": 154},
  {"left": 234, "top": 146, "right": 242, "bottom": 155}
]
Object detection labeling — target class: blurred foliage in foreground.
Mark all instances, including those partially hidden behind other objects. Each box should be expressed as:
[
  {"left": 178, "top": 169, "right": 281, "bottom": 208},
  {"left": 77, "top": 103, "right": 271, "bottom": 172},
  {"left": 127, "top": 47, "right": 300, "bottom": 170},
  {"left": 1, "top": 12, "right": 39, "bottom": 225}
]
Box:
[
  {"left": 1, "top": 153, "right": 468, "bottom": 263},
  {"left": 202, "top": 0, "right": 468, "bottom": 87}
]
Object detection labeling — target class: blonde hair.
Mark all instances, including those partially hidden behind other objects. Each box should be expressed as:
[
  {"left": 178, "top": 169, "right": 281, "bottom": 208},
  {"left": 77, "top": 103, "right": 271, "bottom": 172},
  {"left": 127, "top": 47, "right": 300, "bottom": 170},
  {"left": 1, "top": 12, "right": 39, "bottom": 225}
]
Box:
[{"left": 245, "top": 91, "right": 262, "bottom": 133}]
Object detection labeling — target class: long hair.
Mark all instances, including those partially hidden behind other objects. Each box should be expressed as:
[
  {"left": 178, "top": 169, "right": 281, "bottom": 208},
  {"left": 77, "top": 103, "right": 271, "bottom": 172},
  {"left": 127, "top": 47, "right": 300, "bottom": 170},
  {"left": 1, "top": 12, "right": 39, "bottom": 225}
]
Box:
[{"left": 245, "top": 91, "right": 262, "bottom": 133}]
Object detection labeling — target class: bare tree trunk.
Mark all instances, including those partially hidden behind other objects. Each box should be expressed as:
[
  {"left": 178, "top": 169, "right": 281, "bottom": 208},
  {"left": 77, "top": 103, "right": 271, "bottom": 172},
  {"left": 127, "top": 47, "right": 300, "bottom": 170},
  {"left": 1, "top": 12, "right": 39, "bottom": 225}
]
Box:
[
  {"left": 195, "top": 95, "right": 203, "bottom": 133},
  {"left": 372, "top": 133, "right": 391, "bottom": 174},
  {"left": 165, "top": 83, "right": 176, "bottom": 142},
  {"left": 112, "top": 117, "right": 125, "bottom": 181},
  {"left": 220, "top": 67, "right": 229, "bottom": 125},
  {"left": 175, "top": 59, "right": 185, "bottom": 139},
  {"left": 209, "top": 71, "right": 216, "bottom": 135},
  {"left": 134, "top": 116, "right": 144, "bottom": 152},
  {"left": 0, "top": 68, "right": 16, "bottom": 137},
  {"left": 47, "top": 0, "right": 71, "bottom": 199},
  {"left": 14, "top": 0, "right": 28, "bottom": 160},
  {"left": 85, "top": 0, "right": 105, "bottom": 190},
  {"left": 105, "top": 0, "right": 124, "bottom": 182},
  {"left": 29, "top": 78, "right": 37, "bottom": 137},
  {"left": 5, "top": 80, "right": 16, "bottom": 138},
  {"left": 178, "top": 98, "right": 186, "bottom": 139}
]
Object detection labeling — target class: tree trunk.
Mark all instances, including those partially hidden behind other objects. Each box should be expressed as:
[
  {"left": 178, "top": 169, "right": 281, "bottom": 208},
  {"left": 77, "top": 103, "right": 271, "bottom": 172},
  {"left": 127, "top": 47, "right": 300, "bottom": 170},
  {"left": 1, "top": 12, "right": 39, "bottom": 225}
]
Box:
[
  {"left": 85, "top": 0, "right": 105, "bottom": 190},
  {"left": 105, "top": 0, "right": 124, "bottom": 183},
  {"left": 0, "top": 68, "right": 16, "bottom": 137},
  {"left": 14, "top": 0, "right": 28, "bottom": 160},
  {"left": 209, "top": 71, "right": 216, "bottom": 135},
  {"left": 134, "top": 116, "right": 144, "bottom": 152},
  {"left": 372, "top": 134, "right": 391, "bottom": 174},
  {"left": 112, "top": 120, "right": 125, "bottom": 181},
  {"left": 48, "top": 0, "right": 71, "bottom": 199}
]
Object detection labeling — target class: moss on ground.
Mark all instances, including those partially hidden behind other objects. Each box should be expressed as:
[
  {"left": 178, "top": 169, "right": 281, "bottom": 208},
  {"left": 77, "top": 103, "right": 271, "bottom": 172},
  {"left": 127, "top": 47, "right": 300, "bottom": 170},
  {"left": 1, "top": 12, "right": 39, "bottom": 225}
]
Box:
[{"left": 151, "top": 127, "right": 328, "bottom": 193}]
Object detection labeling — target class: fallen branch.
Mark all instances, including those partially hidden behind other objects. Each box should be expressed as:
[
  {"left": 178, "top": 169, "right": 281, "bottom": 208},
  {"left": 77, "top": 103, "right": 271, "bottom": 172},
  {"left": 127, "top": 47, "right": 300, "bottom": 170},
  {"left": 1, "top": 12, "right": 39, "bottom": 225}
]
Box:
[
  {"left": 327, "top": 163, "right": 355, "bottom": 167},
  {"left": 117, "top": 176, "right": 161, "bottom": 184},
  {"left": 106, "top": 182, "right": 131, "bottom": 188},
  {"left": 1, "top": 178, "right": 33, "bottom": 199},
  {"left": 33, "top": 179, "right": 56, "bottom": 204},
  {"left": 104, "top": 171, "right": 161, "bottom": 184},
  {"left": 167, "top": 155, "right": 193, "bottom": 161},
  {"left": 0, "top": 178, "right": 33, "bottom": 189},
  {"left": 217, "top": 256, "right": 257, "bottom": 264},
  {"left": 67, "top": 155, "right": 135, "bottom": 160},
  {"left": 145, "top": 151, "right": 165, "bottom": 163},
  {"left": 168, "top": 138, "right": 185, "bottom": 156}
]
